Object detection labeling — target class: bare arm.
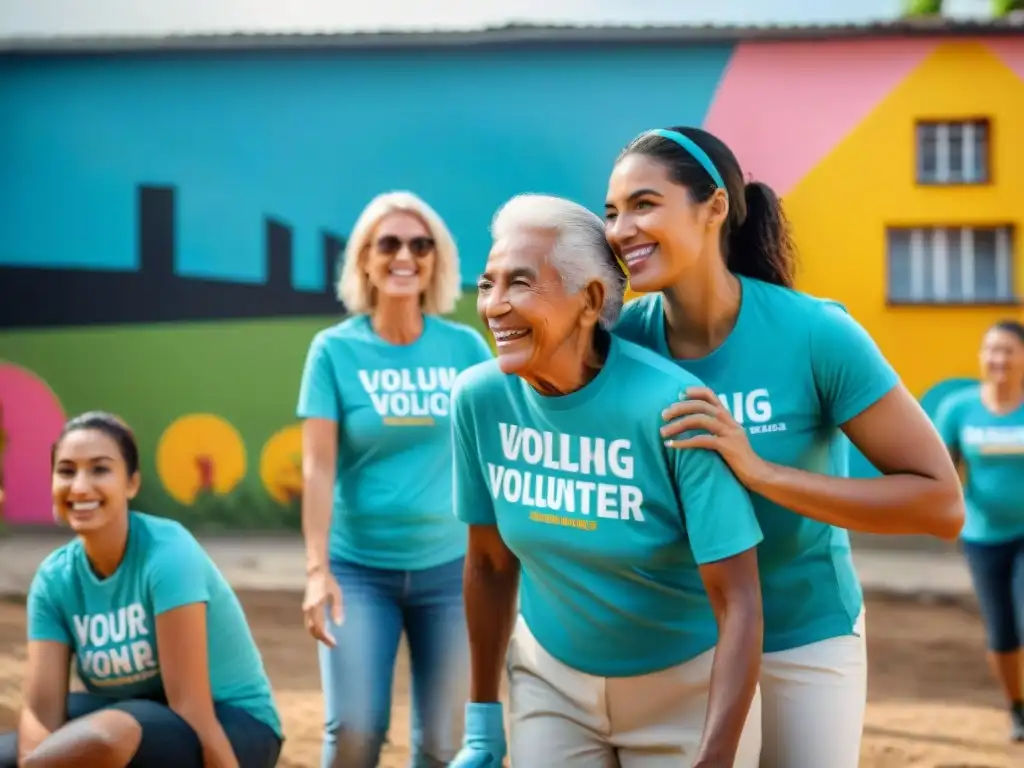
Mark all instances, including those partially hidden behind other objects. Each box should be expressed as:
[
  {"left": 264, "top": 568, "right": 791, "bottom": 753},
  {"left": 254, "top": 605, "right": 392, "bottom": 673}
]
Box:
[
  {"left": 157, "top": 603, "right": 239, "bottom": 768},
  {"left": 17, "top": 641, "right": 71, "bottom": 761},
  {"left": 464, "top": 525, "right": 520, "bottom": 703},
  {"left": 693, "top": 550, "right": 763, "bottom": 768},
  {"left": 664, "top": 386, "right": 965, "bottom": 540},
  {"left": 301, "top": 417, "right": 338, "bottom": 574},
  {"left": 746, "top": 385, "right": 964, "bottom": 540}
]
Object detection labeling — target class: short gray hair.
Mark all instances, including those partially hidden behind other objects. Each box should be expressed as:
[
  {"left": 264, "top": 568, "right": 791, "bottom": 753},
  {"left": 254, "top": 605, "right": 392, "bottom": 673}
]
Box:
[{"left": 490, "top": 194, "right": 626, "bottom": 328}]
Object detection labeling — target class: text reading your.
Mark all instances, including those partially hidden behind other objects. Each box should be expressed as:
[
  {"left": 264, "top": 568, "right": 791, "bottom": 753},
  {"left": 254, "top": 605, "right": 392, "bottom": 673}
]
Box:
[{"left": 73, "top": 603, "right": 159, "bottom": 683}]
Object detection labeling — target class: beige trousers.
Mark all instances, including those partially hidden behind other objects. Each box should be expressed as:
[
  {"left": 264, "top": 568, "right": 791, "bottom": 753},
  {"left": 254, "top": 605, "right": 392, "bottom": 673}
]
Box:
[
  {"left": 759, "top": 610, "right": 868, "bottom": 768},
  {"left": 507, "top": 617, "right": 761, "bottom": 767}
]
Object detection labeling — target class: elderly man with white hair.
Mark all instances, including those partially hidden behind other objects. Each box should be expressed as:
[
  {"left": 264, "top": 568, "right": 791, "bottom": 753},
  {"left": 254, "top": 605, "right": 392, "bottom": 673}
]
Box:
[{"left": 447, "top": 194, "right": 765, "bottom": 768}]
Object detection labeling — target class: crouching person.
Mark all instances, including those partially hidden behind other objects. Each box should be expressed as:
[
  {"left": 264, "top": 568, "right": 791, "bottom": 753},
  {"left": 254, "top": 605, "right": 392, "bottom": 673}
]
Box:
[{"left": 0, "top": 412, "right": 282, "bottom": 768}]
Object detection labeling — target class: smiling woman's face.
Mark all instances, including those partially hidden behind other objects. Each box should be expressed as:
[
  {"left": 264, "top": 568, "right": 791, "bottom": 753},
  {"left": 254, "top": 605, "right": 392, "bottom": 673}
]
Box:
[
  {"left": 604, "top": 153, "right": 722, "bottom": 294},
  {"left": 363, "top": 211, "right": 436, "bottom": 302},
  {"left": 477, "top": 227, "right": 591, "bottom": 378},
  {"left": 52, "top": 428, "right": 139, "bottom": 534},
  {"left": 980, "top": 326, "right": 1024, "bottom": 387}
]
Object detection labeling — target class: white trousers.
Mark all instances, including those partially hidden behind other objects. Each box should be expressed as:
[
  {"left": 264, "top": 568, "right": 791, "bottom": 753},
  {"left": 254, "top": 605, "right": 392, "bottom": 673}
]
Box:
[
  {"left": 759, "top": 610, "right": 868, "bottom": 768},
  {"left": 506, "top": 617, "right": 762, "bottom": 767}
]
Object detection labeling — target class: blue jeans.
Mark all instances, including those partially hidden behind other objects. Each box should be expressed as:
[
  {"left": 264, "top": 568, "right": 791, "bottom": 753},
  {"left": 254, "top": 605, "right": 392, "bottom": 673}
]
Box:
[
  {"left": 319, "top": 556, "right": 468, "bottom": 768},
  {"left": 963, "top": 537, "right": 1024, "bottom": 652}
]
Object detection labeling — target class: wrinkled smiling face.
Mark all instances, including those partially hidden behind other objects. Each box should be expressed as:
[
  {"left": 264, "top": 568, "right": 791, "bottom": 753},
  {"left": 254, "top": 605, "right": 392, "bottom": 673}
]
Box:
[
  {"left": 52, "top": 429, "right": 139, "bottom": 534},
  {"left": 364, "top": 211, "right": 437, "bottom": 302},
  {"left": 477, "top": 228, "right": 588, "bottom": 378}
]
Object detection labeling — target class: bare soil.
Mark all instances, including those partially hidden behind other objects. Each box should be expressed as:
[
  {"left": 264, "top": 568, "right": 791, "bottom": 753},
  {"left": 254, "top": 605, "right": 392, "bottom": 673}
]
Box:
[{"left": 1, "top": 591, "right": 1020, "bottom": 767}]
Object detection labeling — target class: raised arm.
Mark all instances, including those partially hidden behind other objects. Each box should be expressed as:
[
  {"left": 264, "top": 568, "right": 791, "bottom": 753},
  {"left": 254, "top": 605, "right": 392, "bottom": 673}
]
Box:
[
  {"left": 755, "top": 304, "right": 963, "bottom": 539},
  {"left": 663, "top": 305, "right": 964, "bottom": 540}
]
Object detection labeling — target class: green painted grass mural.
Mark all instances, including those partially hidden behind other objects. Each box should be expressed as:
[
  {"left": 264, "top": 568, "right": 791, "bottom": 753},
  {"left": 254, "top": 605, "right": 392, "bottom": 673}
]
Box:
[{"left": 0, "top": 294, "right": 487, "bottom": 531}]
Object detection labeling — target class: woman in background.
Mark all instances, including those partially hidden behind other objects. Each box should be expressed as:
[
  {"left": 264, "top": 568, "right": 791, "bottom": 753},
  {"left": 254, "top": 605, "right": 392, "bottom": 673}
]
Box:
[
  {"left": 0, "top": 411, "right": 282, "bottom": 768},
  {"left": 606, "top": 125, "right": 964, "bottom": 768},
  {"left": 298, "top": 191, "right": 492, "bottom": 768},
  {"left": 936, "top": 320, "right": 1024, "bottom": 742}
]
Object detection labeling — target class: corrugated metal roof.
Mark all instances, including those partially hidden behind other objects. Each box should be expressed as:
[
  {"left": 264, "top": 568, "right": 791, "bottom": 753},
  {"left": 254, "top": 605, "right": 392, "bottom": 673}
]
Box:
[{"left": 2, "top": 16, "right": 1022, "bottom": 55}]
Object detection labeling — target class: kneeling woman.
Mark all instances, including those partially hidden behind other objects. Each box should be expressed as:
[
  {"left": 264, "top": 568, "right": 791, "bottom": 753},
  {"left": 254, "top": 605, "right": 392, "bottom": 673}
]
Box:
[
  {"left": 0, "top": 412, "right": 282, "bottom": 768},
  {"left": 449, "top": 195, "right": 764, "bottom": 768}
]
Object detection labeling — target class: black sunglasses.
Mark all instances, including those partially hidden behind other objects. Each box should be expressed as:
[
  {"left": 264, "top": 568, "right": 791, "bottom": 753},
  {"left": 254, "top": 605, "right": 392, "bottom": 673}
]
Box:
[{"left": 375, "top": 235, "right": 436, "bottom": 258}]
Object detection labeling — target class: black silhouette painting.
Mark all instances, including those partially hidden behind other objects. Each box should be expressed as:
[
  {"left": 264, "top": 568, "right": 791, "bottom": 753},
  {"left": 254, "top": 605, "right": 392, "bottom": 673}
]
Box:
[{"left": 0, "top": 186, "right": 347, "bottom": 330}]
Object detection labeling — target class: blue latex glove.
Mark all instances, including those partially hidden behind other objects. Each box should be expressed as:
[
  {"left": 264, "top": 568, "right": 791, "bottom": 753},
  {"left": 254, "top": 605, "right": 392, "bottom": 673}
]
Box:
[{"left": 448, "top": 702, "right": 506, "bottom": 767}]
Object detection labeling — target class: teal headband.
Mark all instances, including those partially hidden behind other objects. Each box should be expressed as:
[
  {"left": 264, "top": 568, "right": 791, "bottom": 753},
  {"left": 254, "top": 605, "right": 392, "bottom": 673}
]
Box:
[{"left": 640, "top": 129, "right": 726, "bottom": 191}]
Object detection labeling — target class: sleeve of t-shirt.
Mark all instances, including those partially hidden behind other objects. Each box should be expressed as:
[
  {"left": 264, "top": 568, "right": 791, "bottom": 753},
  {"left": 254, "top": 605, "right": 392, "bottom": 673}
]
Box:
[
  {"left": 26, "top": 568, "right": 71, "bottom": 644},
  {"left": 810, "top": 302, "right": 900, "bottom": 427},
  {"left": 297, "top": 332, "right": 341, "bottom": 421},
  {"left": 451, "top": 377, "right": 497, "bottom": 526},
  {"left": 147, "top": 535, "right": 212, "bottom": 616},
  {"left": 671, "top": 443, "right": 763, "bottom": 565},
  {"left": 934, "top": 393, "right": 965, "bottom": 453}
]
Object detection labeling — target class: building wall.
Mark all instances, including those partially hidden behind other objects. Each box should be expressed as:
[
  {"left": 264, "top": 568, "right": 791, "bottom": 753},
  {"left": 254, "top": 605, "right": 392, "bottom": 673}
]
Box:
[
  {"left": 782, "top": 38, "right": 1024, "bottom": 398},
  {"left": 1, "top": 36, "right": 1021, "bottom": 528}
]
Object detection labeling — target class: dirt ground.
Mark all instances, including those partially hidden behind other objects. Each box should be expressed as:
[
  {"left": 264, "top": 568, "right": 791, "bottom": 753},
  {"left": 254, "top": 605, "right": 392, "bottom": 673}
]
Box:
[{"left": 1, "top": 592, "right": 1022, "bottom": 768}]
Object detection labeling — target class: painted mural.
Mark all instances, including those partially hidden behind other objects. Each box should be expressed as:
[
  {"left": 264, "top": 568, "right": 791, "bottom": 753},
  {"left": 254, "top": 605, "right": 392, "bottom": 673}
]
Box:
[{"left": 1, "top": 36, "right": 1022, "bottom": 528}]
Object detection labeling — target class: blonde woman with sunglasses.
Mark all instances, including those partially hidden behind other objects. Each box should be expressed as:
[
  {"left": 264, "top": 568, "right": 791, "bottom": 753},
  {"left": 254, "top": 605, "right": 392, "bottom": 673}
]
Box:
[{"left": 296, "top": 191, "right": 492, "bottom": 768}]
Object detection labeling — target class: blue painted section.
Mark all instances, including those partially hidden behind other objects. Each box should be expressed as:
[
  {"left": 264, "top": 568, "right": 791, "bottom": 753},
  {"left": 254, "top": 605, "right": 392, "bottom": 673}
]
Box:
[
  {"left": 847, "top": 376, "right": 979, "bottom": 478},
  {"left": 0, "top": 46, "right": 734, "bottom": 288}
]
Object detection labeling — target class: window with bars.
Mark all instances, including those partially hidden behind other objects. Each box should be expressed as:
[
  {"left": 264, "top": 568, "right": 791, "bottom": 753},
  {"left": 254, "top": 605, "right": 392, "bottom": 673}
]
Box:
[
  {"left": 887, "top": 226, "right": 1016, "bottom": 304},
  {"left": 916, "top": 120, "right": 990, "bottom": 185}
]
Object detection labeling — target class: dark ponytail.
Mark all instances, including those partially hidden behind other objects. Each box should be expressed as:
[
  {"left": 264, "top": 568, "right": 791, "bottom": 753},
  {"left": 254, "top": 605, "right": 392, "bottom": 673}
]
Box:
[
  {"left": 726, "top": 181, "right": 797, "bottom": 288},
  {"left": 620, "top": 126, "right": 797, "bottom": 288}
]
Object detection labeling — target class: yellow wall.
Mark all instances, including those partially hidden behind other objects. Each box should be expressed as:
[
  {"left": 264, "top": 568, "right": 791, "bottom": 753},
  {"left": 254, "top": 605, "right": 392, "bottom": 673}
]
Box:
[{"left": 785, "top": 40, "right": 1024, "bottom": 397}]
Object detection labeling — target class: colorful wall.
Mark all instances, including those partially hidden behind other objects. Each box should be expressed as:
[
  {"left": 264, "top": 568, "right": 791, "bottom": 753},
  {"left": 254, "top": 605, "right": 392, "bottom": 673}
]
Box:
[
  {"left": 2, "top": 35, "right": 1022, "bottom": 529},
  {"left": 715, "top": 38, "right": 1024, "bottom": 398}
]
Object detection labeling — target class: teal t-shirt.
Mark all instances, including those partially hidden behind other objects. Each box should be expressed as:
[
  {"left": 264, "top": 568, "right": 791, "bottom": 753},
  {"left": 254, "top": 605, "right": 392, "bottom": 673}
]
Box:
[
  {"left": 614, "top": 276, "right": 899, "bottom": 653},
  {"left": 935, "top": 385, "right": 1024, "bottom": 544},
  {"left": 27, "top": 512, "right": 281, "bottom": 736},
  {"left": 451, "top": 334, "right": 763, "bottom": 677},
  {"left": 298, "top": 314, "right": 493, "bottom": 570}
]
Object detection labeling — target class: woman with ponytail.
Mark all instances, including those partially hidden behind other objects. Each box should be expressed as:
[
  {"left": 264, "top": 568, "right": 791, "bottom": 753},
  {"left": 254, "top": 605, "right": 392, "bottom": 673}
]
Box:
[{"left": 605, "top": 126, "right": 964, "bottom": 767}]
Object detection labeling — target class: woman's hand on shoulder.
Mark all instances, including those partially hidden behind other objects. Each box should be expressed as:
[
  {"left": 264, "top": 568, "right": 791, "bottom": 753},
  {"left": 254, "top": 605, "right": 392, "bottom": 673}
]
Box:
[{"left": 661, "top": 387, "right": 770, "bottom": 487}]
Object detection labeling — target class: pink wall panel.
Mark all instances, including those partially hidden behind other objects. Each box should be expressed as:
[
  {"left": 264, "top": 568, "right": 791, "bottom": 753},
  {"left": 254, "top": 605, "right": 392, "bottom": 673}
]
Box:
[
  {"left": 987, "top": 37, "right": 1024, "bottom": 81},
  {"left": 703, "top": 39, "right": 938, "bottom": 196}
]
